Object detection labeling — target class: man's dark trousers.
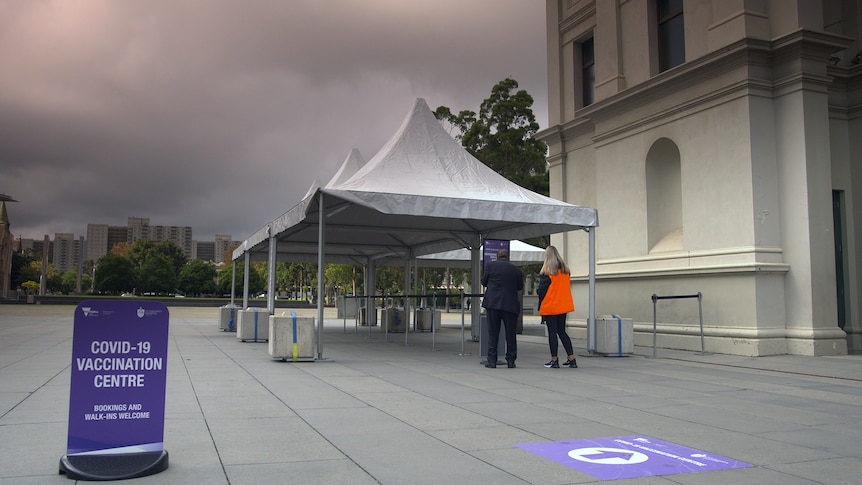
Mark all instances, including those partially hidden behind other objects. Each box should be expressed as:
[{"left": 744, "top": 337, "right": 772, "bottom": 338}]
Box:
[{"left": 486, "top": 308, "right": 518, "bottom": 365}]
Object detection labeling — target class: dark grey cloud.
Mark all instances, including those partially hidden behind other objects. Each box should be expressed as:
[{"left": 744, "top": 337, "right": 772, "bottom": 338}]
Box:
[{"left": 0, "top": 0, "right": 547, "bottom": 242}]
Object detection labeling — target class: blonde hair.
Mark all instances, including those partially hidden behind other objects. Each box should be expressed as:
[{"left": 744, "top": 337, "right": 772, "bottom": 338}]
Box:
[{"left": 540, "top": 245, "right": 570, "bottom": 275}]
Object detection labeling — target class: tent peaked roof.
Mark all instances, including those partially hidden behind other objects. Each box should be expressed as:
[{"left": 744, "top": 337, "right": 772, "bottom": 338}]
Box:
[
  {"left": 325, "top": 149, "right": 365, "bottom": 188},
  {"left": 324, "top": 98, "right": 597, "bottom": 231},
  {"left": 234, "top": 98, "right": 597, "bottom": 264},
  {"left": 332, "top": 98, "right": 558, "bottom": 203}
]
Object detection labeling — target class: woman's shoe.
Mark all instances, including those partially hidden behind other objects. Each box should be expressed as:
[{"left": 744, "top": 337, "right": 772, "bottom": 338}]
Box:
[
  {"left": 544, "top": 360, "right": 560, "bottom": 368},
  {"left": 565, "top": 359, "right": 578, "bottom": 368}
]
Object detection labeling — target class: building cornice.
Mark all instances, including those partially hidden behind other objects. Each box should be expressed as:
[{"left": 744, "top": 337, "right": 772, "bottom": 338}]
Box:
[
  {"left": 544, "top": 30, "right": 854, "bottom": 147},
  {"left": 573, "top": 261, "right": 790, "bottom": 280}
]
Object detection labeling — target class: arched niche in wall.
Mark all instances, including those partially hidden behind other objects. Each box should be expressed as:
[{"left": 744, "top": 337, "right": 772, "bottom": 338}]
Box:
[{"left": 646, "top": 137, "right": 683, "bottom": 252}]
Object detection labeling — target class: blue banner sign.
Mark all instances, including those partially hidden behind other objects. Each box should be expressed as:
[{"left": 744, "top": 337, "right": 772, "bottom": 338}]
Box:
[{"left": 60, "top": 300, "right": 169, "bottom": 480}]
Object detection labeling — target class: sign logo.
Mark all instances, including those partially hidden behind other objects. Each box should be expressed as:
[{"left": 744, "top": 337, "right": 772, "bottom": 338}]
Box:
[{"left": 137, "top": 307, "right": 145, "bottom": 318}]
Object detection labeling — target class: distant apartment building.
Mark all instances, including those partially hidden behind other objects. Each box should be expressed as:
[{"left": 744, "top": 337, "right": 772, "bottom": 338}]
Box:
[
  {"left": 85, "top": 224, "right": 107, "bottom": 261},
  {"left": 214, "top": 234, "right": 236, "bottom": 264},
  {"left": 52, "top": 233, "right": 82, "bottom": 274},
  {"left": 16, "top": 237, "right": 54, "bottom": 266},
  {"left": 191, "top": 235, "right": 239, "bottom": 263},
  {"left": 14, "top": 238, "right": 40, "bottom": 256},
  {"left": 127, "top": 217, "right": 193, "bottom": 259},
  {"left": 85, "top": 224, "right": 130, "bottom": 261},
  {"left": 107, "top": 226, "right": 128, "bottom": 254},
  {"left": 192, "top": 241, "right": 215, "bottom": 262}
]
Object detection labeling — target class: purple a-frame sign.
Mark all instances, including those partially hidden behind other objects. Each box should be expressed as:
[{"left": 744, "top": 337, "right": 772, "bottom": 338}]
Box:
[{"left": 59, "top": 300, "right": 170, "bottom": 480}]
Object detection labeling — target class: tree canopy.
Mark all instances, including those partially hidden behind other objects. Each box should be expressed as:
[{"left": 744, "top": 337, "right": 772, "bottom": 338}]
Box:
[
  {"left": 218, "top": 263, "right": 265, "bottom": 297},
  {"left": 434, "top": 77, "right": 549, "bottom": 197},
  {"left": 94, "top": 239, "right": 189, "bottom": 295},
  {"left": 94, "top": 253, "right": 135, "bottom": 295},
  {"left": 178, "top": 260, "right": 217, "bottom": 296}
]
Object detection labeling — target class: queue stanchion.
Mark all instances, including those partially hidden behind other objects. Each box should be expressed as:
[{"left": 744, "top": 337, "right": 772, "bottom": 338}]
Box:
[
  {"left": 342, "top": 297, "right": 347, "bottom": 334},
  {"left": 431, "top": 292, "right": 438, "bottom": 351},
  {"left": 360, "top": 294, "right": 379, "bottom": 340},
  {"left": 458, "top": 290, "right": 472, "bottom": 356},
  {"left": 354, "top": 295, "right": 362, "bottom": 335}
]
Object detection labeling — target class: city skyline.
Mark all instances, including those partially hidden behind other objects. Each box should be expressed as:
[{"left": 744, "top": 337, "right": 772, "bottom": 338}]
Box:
[{"left": 14, "top": 216, "right": 240, "bottom": 271}]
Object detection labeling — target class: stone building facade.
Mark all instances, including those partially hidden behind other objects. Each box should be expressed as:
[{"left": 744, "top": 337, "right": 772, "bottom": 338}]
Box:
[{"left": 538, "top": 0, "right": 861, "bottom": 355}]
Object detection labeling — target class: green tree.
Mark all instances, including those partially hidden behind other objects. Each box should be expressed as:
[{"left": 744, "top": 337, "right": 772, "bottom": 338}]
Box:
[
  {"left": 111, "top": 241, "right": 131, "bottom": 256},
  {"left": 45, "top": 265, "right": 63, "bottom": 294},
  {"left": 275, "top": 262, "right": 296, "bottom": 296},
  {"left": 24, "top": 260, "right": 63, "bottom": 294},
  {"left": 275, "top": 263, "right": 317, "bottom": 300},
  {"left": 81, "top": 273, "right": 93, "bottom": 294},
  {"left": 155, "top": 240, "right": 188, "bottom": 275},
  {"left": 217, "top": 264, "right": 265, "bottom": 297},
  {"left": 138, "top": 253, "right": 177, "bottom": 295},
  {"left": 94, "top": 253, "right": 135, "bottom": 295},
  {"left": 125, "top": 239, "right": 187, "bottom": 295},
  {"left": 22, "top": 280, "right": 39, "bottom": 294},
  {"left": 434, "top": 77, "right": 549, "bottom": 196},
  {"left": 376, "top": 266, "right": 405, "bottom": 296},
  {"left": 16, "top": 257, "right": 41, "bottom": 289},
  {"left": 325, "top": 264, "right": 362, "bottom": 295},
  {"left": 127, "top": 239, "right": 187, "bottom": 276},
  {"left": 179, "top": 260, "right": 217, "bottom": 296},
  {"left": 10, "top": 250, "right": 36, "bottom": 290},
  {"left": 60, "top": 270, "right": 78, "bottom": 294}
]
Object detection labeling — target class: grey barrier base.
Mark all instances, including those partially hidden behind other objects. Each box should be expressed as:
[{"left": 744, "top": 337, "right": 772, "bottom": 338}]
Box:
[{"left": 59, "top": 450, "right": 168, "bottom": 481}]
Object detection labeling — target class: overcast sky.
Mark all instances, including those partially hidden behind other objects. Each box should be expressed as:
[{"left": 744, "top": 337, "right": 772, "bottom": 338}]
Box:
[{"left": 1, "top": 0, "right": 548, "bottom": 242}]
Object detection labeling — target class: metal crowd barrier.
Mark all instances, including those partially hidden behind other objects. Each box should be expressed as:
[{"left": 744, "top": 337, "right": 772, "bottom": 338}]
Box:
[
  {"left": 342, "top": 292, "right": 476, "bottom": 353},
  {"left": 650, "top": 292, "right": 705, "bottom": 358}
]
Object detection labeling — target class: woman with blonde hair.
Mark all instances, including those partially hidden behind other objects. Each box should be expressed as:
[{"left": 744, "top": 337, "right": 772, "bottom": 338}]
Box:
[{"left": 537, "top": 245, "right": 577, "bottom": 368}]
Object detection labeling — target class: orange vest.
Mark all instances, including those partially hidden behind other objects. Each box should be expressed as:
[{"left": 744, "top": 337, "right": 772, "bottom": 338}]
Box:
[{"left": 539, "top": 272, "right": 575, "bottom": 315}]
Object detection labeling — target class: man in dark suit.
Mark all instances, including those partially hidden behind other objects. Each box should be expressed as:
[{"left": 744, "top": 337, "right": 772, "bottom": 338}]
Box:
[{"left": 481, "top": 248, "right": 524, "bottom": 368}]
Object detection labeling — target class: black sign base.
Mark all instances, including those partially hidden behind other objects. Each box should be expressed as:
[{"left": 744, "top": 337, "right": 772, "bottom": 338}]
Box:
[{"left": 59, "top": 450, "right": 168, "bottom": 481}]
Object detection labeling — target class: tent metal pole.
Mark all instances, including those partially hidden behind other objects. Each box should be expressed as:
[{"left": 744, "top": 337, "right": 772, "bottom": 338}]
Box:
[
  {"left": 317, "top": 192, "right": 326, "bottom": 360},
  {"left": 588, "top": 227, "right": 596, "bottom": 353},
  {"left": 403, "top": 251, "right": 411, "bottom": 346},
  {"left": 368, "top": 259, "right": 377, "bottom": 332},
  {"left": 267, "top": 225, "right": 276, "bottom": 315},
  {"left": 242, "top": 252, "right": 250, "bottom": 309},
  {"left": 365, "top": 256, "right": 373, "bottom": 337},
  {"left": 230, "top": 260, "right": 236, "bottom": 307}
]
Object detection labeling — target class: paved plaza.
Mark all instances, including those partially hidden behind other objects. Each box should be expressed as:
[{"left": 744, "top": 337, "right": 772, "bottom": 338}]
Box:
[{"left": 1, "top": 304, "right": 861, "bottom": 484}]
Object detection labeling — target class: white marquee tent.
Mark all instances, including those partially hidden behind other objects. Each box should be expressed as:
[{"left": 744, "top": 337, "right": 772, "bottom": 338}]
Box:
[{"left": 232, "top": 98, "right": 598, "bottom": 358}]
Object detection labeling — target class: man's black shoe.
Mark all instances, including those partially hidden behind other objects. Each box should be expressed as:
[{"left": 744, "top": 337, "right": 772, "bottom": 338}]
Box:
[
  {"left": 484, "top": 362, "right": 496, "bottom": 368},
  {"left": 507, "top": 362, "right": 516, "bottom": 368}
]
